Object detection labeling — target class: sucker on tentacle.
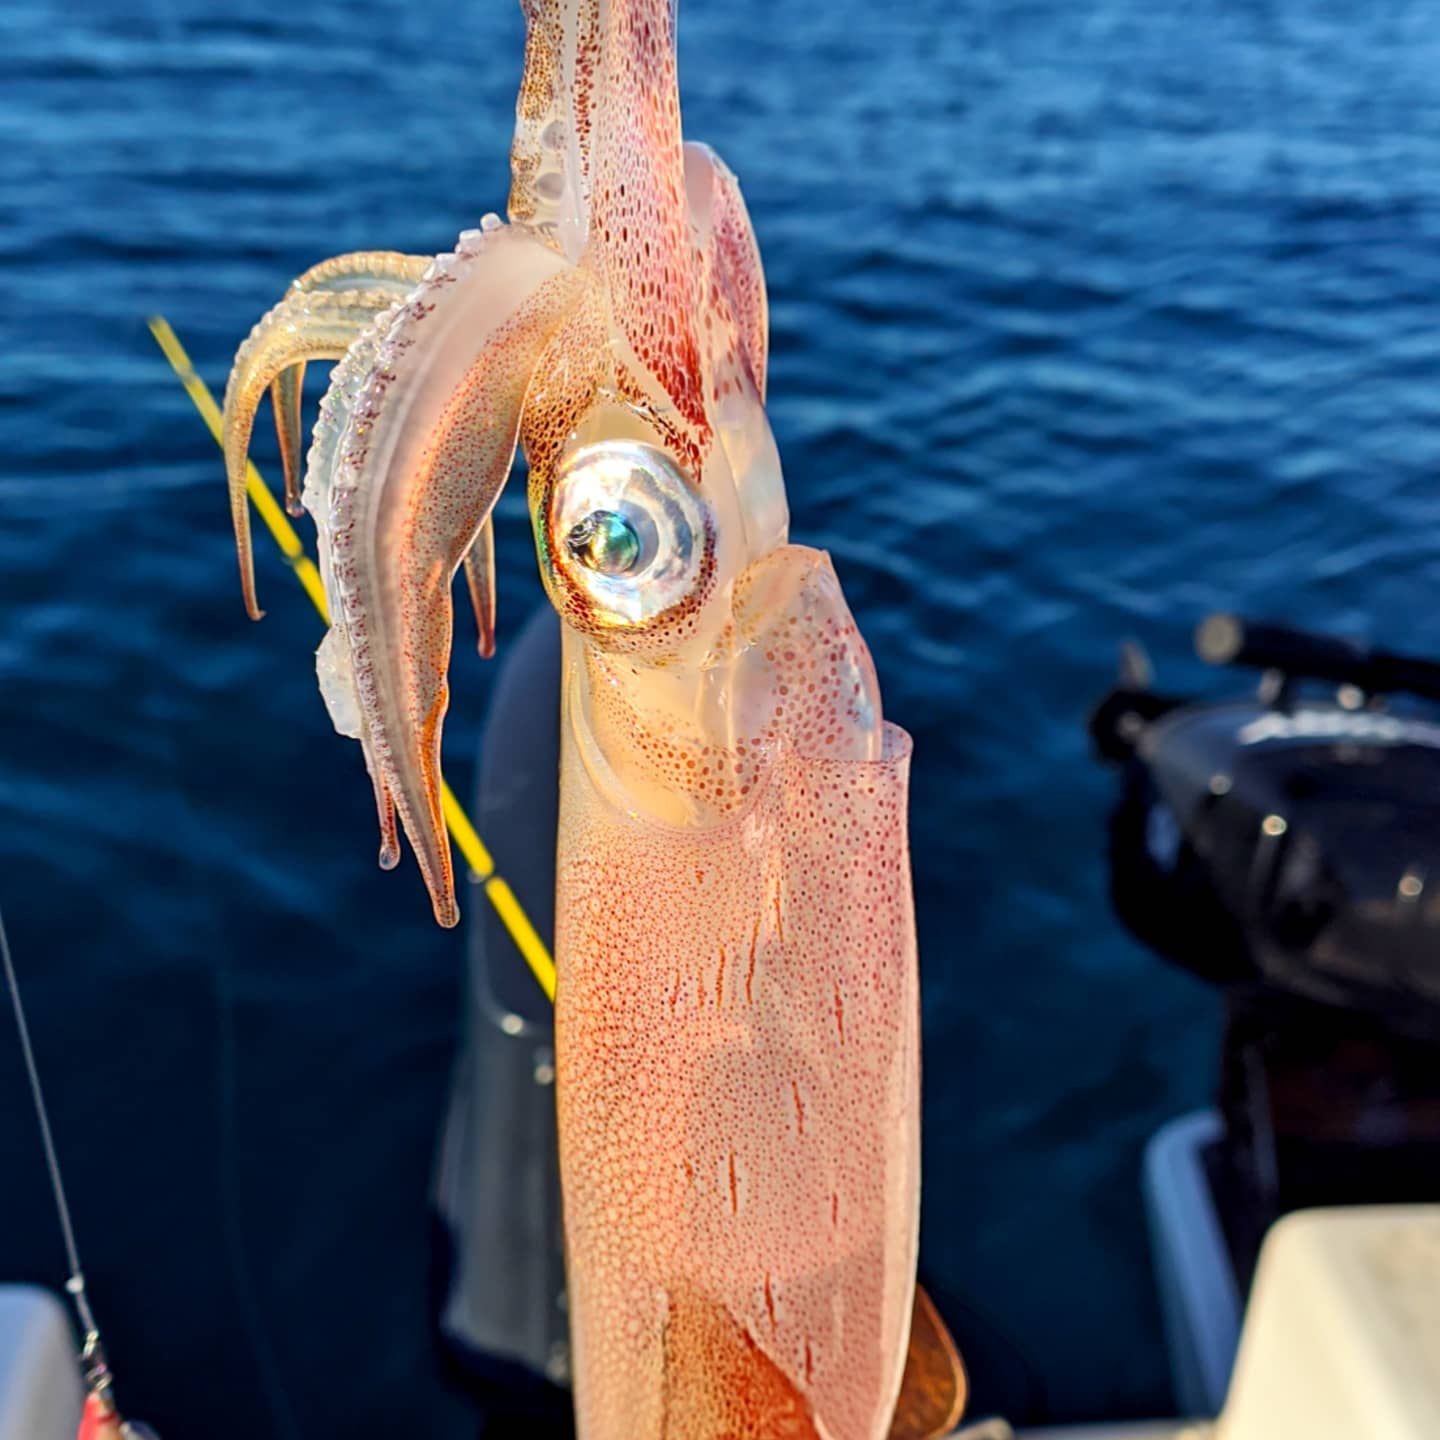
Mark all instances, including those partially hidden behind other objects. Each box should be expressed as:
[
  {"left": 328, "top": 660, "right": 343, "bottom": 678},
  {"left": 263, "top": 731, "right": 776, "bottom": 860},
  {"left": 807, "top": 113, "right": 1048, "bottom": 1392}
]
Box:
[
  {"left": 289, "top": 251, "right": 434, "bottom": 294},
  {"left": 299, "top": 297, "right": 410, "bottom": 869}
]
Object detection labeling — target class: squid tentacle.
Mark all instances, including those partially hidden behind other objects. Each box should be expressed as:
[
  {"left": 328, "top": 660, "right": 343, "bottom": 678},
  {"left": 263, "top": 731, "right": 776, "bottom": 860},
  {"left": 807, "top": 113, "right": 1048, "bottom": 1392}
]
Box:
[
  {"left": 304, "top": 309, "right": 500, "bottom": 671},
  {"left": 270, "top": 364, "right": 308, "bottom": 517},
  {"left": 288, "top": 251, "right": 431, "bottom": 295},
  {"left": 269, "top": 253, "right": 434, "bottom": 514},
  {"left": 223, "top": 283, "right": 423, "bottom": 619},
  {"left": 462, "top": 518, "right": 498, "bottom": 661},
  {"left": 301, "top": 297, "right": 410, "bottom": 868},
  {"left": 328, "top": 225, "right": 581, "bottom": 927}
]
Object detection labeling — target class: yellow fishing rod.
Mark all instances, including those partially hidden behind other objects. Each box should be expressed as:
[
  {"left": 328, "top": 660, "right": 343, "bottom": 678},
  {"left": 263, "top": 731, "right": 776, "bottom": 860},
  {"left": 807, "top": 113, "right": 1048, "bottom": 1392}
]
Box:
[{"left": 148, "top": 316, "right": 556, "bottom": 1003}]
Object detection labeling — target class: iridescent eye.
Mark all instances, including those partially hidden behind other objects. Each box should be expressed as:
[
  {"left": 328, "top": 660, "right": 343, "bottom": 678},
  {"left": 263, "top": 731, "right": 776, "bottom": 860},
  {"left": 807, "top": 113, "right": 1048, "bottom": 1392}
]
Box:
[
  {"left": 549, "top": 441, "right": 710, "bottom": 627},
  {"left": 566, "top": 510, "right": 645, "bottom": 575}
]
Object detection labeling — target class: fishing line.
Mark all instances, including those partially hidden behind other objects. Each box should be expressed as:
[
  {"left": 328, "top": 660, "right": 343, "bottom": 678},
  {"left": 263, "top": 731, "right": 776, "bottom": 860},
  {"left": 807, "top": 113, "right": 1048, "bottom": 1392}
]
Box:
[
  {"left": 0, "top": 895, "right": 95, "bottom": 1335},
  {"left": 0, "top": 893, "right": 158, "bottom": 1434}
]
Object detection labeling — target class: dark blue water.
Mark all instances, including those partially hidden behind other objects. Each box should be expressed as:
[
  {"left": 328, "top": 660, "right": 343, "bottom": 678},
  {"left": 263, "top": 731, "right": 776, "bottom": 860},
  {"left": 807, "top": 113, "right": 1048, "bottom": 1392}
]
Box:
[{"left": 4, "top": 0, "right": 1440, "bottom": 1433}]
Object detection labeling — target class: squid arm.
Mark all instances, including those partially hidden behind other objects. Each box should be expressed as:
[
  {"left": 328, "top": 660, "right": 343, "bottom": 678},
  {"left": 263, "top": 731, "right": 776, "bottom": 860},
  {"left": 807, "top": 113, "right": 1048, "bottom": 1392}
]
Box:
[
  {"left": 221, "top": 252, "right": 429, "bottom": 616},
  {"left": 274, "top": 253, "right": 433, "bottom": 517},
  {"left": 326, "top": 229, "right": 581, "bottom": 926},
  {"left": 462, "top": 518, "right": 498, "bottom": 660},
  {"left": 299, "top": 297, "right": 410, "bottom": 869}
]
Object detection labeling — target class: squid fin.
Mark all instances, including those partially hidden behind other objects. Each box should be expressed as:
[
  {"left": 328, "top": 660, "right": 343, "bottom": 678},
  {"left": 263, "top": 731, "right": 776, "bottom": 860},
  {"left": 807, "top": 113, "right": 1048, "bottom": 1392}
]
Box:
[
  {"left": 684, "top": 141, "right": 769, "bottom": 399},
  {"left": 661, "top": 1283, "right": 821, "bottom": 1439},
  {"left": 886, "top": 1286, "right": 968, "bottom": 1440},
  {"left": 588, "top": 0, "right": 708, "bottom": 436}
]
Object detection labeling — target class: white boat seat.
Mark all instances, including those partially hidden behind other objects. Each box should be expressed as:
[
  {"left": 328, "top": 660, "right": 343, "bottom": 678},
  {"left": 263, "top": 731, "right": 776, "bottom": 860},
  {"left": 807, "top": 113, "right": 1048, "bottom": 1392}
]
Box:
[{"left": 0, "top": 1286, "right": 82, "bottom": 1440}]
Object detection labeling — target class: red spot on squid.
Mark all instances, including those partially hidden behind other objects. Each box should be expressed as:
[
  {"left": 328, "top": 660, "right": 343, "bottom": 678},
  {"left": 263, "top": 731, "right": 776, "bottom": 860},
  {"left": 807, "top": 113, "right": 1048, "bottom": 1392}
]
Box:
[{"left": 746, "top": 916, "right": 759, "bottom": 1004}]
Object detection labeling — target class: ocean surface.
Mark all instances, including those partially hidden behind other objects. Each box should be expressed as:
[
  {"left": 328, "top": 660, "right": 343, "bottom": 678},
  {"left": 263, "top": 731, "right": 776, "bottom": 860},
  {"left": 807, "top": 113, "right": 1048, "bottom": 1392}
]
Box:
[{"left": 3, "top": 0, "right": 1440, "bottom": 1434}]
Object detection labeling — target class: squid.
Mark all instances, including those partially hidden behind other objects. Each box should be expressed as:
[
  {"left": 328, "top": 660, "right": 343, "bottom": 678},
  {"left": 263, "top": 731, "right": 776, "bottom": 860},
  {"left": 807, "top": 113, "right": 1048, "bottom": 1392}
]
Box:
[{"left": 221, "top": 2, "right": 964, "bottom": 1436}]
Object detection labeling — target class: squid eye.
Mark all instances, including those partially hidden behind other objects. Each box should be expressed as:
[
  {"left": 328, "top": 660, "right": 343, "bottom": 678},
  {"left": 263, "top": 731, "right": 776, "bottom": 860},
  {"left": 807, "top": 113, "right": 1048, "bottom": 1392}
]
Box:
[
  {"left": 549, "top": 441, "right": 710, "bottom": 627},
  {"left": 566, "top": 509, "right": 647, "bottom": 575}
]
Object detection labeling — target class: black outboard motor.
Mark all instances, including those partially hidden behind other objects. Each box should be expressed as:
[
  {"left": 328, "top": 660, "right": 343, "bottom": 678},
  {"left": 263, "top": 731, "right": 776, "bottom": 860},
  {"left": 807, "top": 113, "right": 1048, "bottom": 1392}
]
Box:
[{"left": 1090, "top": 615, "right": 1440, "bottom": 1283}]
